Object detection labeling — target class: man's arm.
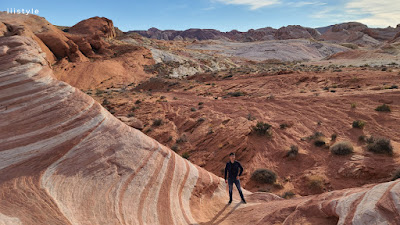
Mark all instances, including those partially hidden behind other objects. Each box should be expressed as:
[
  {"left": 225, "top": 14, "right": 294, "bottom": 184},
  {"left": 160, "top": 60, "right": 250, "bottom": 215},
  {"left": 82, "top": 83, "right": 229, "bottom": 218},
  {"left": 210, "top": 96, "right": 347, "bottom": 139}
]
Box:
[
  {"left": 224, "top": 163, "right": 228, "bottom": 180},
  {"left": 238, "top": 162, "right": 243, "bottom": 176}
]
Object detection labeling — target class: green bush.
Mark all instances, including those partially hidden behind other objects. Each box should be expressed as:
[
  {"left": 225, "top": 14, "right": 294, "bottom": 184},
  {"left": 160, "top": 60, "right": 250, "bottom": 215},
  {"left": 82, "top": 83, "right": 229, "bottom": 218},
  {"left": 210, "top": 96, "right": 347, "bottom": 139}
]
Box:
[
  {"left": 251, "top": 169, "right": 277, "bottom": 184},
  {"left": 367, "top": 136, "right": 393, "bottom": 155},
  {"left": 352, "top": 120, "right": 366, "bottom": 129},
  {"left": 375, "top": 104, "right": 391, "bottom": 112},
  {"left": 330, "top": 141, "right": 354, "bottom": 155},
  {"left": 252, "top": 122, "right": 272, "bottom": 136}
]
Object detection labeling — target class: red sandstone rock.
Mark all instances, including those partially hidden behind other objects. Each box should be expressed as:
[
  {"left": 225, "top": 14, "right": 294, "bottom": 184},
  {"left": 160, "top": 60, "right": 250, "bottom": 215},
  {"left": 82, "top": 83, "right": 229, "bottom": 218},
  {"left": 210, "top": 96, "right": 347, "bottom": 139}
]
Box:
[{"left": 1, "top": 35, "right": 399, "bottom": 225}]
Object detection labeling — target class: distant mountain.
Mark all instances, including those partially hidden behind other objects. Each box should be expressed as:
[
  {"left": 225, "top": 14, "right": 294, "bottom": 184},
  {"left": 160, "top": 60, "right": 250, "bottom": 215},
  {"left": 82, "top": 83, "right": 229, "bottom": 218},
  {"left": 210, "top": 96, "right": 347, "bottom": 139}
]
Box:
[
  {"left": 128, "top": 25, "right": 320, "bottom": 42},
  {"left": 129, "top": 22, "right": 400, "bottom": 45}
]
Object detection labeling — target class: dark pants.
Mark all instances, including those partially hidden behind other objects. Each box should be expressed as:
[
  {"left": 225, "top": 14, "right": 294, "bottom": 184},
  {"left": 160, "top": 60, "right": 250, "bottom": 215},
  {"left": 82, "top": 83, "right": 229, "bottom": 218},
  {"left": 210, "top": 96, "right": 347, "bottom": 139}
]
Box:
[{"left": 228, "top": 178, "right": 245, "bottom": 201}]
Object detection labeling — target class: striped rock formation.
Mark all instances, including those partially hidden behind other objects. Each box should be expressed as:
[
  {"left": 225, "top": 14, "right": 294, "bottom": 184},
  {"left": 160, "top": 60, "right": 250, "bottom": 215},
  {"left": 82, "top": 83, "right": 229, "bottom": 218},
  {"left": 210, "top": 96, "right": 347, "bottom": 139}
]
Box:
[{"left": 1, "top": 35, "right": 400, "bottom": 225}]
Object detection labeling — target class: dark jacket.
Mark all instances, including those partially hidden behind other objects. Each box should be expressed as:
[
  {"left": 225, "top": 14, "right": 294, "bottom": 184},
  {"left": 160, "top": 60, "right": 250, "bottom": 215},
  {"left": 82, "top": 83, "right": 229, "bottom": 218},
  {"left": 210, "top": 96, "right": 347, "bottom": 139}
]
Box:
[{"left": 224, "top": 160, "right": 243, "bottom": 180}]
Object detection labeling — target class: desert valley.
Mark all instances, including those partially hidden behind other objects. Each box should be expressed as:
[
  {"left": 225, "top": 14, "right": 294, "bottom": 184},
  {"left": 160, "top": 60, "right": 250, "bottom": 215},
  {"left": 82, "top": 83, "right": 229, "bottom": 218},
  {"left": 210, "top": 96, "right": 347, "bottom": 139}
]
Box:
[{"left": 1, "top": 10, "right": 400, "bottom": 225}]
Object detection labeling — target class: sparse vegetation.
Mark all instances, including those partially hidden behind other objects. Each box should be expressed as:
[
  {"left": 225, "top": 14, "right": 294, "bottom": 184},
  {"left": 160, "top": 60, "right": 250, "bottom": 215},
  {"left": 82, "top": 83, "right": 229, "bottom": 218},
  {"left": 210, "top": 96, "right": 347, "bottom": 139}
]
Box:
[
  {"left": 375, "top": 104, "right": 391, "bottom": 112},
  {"left": 228, "top": 91, "right": 245, "bottom": 97},
  {"left": 280, "top": 123, "right": 289, "bottom": 129},
  {"left": 176, "top": 135, "right": 187, "bottom": 143},
  {"left": 251, "top": 169, "right": 277, "bottom": 184},
  {"left": 307, "top": 175, "right": 325, "bottom": 192},
  {"left": 190, "top": 107, "right": 197, "bottom": 112},
  {"left": 102, "top": 98, "right": 110, "bottom": 106},
  {"left": 352, "top": 120, "right": 366, "bottom": 129},
  {"left": 171, "top": 144, "right": 179, "bottom": 152},
  {"left": 152, "top": 118, "right": 163, "bottom": 126},
  {"left": 367, "top": 136, "right": 393, "bottom": 155},
  {"left": 246, "top": 113, "right": 256, "bottom": 121},
  {"left": 182, "top": 152, "right": 190, "bottom": 159},
  {"left": 358, "top": 135, "right": 367, "bottom": 142},
  {"left": 331, "top": 134, "right": 337, "bottom": 141},
  {"left": 135, "top": 99, "right": 142, "bottom": 104},
  {"left": 286, "top": 145, "right": 299, "bottom": 158},
  {"left": 252, "top": 122, "right": 272, "bottom": 136},
  {"left": 198, "top": 102, "right": 204, "bottom": 105},
  {"left": 281, "top": 191, "right": 295, "bottom": 199},
  {"left": 351, "top": 103, "right": 357, "bottom": 108},
  {"left": 314, "top": 136, "right": 327, "bottom": 147},
  {"left": 330, "top": 141, "right": 354, "bottom": 155}
]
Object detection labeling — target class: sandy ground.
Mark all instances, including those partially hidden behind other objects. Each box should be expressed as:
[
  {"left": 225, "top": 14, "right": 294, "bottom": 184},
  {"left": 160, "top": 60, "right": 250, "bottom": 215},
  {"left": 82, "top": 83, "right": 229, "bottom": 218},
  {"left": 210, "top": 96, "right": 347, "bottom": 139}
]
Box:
[{"left": 90, "top": 67, "right": 400, "bottom": 197}]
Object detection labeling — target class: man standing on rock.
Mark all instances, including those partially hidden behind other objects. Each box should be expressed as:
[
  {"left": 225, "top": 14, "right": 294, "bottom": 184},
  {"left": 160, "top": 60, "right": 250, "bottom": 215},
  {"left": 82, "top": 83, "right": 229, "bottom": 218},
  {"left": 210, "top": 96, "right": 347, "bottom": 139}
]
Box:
[{"left": 225, "top": 152, "right": 246, "bottom": 204}]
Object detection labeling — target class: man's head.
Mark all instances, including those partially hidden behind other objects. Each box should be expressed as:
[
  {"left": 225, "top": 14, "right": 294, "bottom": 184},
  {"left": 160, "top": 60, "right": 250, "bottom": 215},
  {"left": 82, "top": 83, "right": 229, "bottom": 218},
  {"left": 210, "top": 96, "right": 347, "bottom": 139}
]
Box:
[{"left": 229, "top": 152, "right": 235, "bottom": 162}]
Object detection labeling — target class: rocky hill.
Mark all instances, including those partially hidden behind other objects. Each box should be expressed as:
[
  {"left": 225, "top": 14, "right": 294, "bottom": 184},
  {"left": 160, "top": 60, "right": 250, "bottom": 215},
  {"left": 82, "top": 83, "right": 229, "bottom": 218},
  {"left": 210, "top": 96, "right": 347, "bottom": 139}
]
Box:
[{"left": 130, "top": 22, "right": 400, "bottom": 45}]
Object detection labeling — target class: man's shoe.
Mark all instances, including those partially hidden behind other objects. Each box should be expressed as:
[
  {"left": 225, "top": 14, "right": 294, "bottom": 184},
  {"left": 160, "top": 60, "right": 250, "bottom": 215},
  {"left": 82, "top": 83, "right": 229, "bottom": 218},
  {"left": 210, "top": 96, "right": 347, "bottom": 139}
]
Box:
[{"left": 228, "top": 200, "right": 232, "bottom": 204}]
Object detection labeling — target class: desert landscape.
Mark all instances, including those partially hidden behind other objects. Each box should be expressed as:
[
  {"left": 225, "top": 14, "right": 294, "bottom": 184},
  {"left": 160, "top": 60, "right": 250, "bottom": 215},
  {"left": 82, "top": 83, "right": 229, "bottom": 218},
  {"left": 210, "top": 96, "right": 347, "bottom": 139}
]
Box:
[{"left": 1, "top": 7, "right": 400, "bottom": 225}]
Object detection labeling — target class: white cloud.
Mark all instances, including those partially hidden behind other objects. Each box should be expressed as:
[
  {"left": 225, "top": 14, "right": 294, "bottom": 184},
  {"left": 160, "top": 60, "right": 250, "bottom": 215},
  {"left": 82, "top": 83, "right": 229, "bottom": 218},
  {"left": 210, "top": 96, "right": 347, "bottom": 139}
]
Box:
[
  {"left": 215, "top": 0, "right": 281, "bottom": 10},
  {"left": 345, "top": 0, "right": 400, "bottom": 27},
  {"left": 287, "top": 1, "right": 326, "bottom": 7}
]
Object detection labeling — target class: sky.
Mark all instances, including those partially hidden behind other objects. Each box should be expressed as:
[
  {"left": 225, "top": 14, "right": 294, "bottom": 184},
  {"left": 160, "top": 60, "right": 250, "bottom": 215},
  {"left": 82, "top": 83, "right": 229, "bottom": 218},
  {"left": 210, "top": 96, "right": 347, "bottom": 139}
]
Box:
[{"left": 2, "top": 0, "right": 400, "bottom": 32}]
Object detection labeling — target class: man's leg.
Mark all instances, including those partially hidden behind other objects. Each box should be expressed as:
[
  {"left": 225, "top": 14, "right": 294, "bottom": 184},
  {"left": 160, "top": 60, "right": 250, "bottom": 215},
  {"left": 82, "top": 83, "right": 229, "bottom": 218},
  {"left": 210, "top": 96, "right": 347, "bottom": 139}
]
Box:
[
  {"left": 234, "top": 179, "right": 246, "bottom": 203},
  {"left": 228, "top": 179, "right": 233, "bottom": 203}
]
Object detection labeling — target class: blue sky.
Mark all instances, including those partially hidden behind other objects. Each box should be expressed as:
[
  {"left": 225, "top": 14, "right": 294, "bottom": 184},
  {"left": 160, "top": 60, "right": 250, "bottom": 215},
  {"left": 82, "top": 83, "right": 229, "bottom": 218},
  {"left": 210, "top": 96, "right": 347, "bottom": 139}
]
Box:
[{"left": 2, "top": 0, "right": 400, "bottom": 31}]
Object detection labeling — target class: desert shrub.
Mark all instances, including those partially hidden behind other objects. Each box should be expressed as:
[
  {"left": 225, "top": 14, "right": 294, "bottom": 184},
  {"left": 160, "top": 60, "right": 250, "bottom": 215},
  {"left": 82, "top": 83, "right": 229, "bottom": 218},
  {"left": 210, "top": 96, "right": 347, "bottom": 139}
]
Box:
[
  {"left": 251, "top": 169, "right": 277, "bottom": 184},
  {"left": 392, "top": 169, "right": 400, "bottom": 181},
  {"left": 160, "top": 96, "right": 166, "bottom": 99},
  {"left": 176, "top": 135, "right": 187, "bottom": 143},
  {"left": 190, "top": 107, "right": 197, "bottom": 112},
  {"left": 330, "top": 141, "right": 354, "bottom": 155},
  {"left": 307, "top": 131, "right": 323, "bottom": 140},
  {"left": 135, "top": 99, "right": 142, "bottom": 104},
  {"left": 358, "top": 135, "right": 367, "bottom": 142},
  {"left": 351, "top": 103, "right": 357, "bottom": 108},
  {"left": 171, "top": 145, "right": 179, "bottom": 152},
  {"left": 282, "top": 191, "right": 295, "bottom": 199},
  {"left": 375, "top": 104, "right": 391, "bottom": 112},
  {"left": 307, "top": 175, "right": 325, "bottom": 192},
  {"left": 352, "top": 120, "right": 366, "bottom": 129},
  {"left": 228, "top": 91, "right": 245, "bottom": 97},
  {"left": 340, "top": 43, "right": 359, "bottom": 49},
  {"left": 252, "top": 122, "right": 272, "bottom": 136},
  {"left": 182, "top": 152, "right": 190, "bottom": 159},
  {"left": 280, "top": 123, "right": 289, "bottom": 129},
  {"left": 331, "top": 134, "right": 337, "bottom": 141},
  {"left": 198, "top": 102, "right": 204, "bottom": 105},
  {"left": 314, "top": 136, "right": 327, "bottom": 147},
  {"left": 127, "top": 112, "right": 135, "bottom": 118},
  {"left": 197, "top": 117, "right": 205, "bottom": 122},
  {"left": 95, "top": 89, "right": 104, "bottom": 96},
  {"left": 247, "top": 113, "right": 256, "bottom": 121},
  {"left": 367, "top": 136, "right": 393, "bottom": 155},
  {"left": 286, "top": 145, "right": 299, "bottom": 158},
  {"left": 152, "top": 119, "right": 163, "bottom": 126},
  {"left": 102, "top": 98, "right": 110, "bottom": 106}
]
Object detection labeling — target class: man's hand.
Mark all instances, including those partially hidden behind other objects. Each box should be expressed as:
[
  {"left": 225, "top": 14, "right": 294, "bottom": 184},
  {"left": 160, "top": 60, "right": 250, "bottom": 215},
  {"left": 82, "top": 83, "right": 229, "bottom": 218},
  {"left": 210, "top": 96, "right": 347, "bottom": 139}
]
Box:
[
  {"left": 236, "top": 176, "right": 239, "bottom": 180},
  {"left": 225, "top": 179, "right": 227, "bottom": 184}
]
